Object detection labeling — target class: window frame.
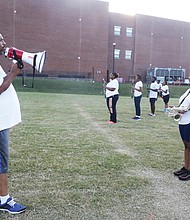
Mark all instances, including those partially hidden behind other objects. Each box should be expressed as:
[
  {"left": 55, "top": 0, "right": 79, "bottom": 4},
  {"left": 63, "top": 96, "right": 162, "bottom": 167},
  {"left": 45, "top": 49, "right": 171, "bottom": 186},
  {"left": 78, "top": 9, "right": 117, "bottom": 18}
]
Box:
[
  {"left": 125, "top": 50, "right": 132, "bottom": 60},
  {"left": 114, "top": 49, "right": 120, "bottom": 59},
  {"left": 126, "top": 27, "right": 133, "bottom": 37},
  {"left": 114, "top": 25, "right": 121, "bottom": 36}
]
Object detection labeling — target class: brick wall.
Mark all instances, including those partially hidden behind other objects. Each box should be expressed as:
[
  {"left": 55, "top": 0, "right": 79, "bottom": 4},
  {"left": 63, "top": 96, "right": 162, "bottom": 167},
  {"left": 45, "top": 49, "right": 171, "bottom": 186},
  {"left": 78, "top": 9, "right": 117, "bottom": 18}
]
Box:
[
  {"left": 0, "top": 0, "right": 190, "bottom": 82},
  {"left": 0, "top": 0, "right": 109, "bottom": 81}
]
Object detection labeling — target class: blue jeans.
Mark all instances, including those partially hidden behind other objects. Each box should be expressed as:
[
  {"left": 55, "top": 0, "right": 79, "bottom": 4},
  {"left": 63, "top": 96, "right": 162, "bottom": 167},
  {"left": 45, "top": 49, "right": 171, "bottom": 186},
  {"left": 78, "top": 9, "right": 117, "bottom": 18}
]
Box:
[
  {"left": 134, "top": 95, "right": 142, "bottom": 117},
  {"left": 0, "top": 129, "right": 10, "bottom": 173}
]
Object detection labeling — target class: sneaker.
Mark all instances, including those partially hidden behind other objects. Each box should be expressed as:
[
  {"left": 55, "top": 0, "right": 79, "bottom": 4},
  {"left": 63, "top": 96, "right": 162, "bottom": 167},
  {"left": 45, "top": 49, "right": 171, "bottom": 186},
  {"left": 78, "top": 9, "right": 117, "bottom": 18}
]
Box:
[
  {"left": 174, "top": 166, "right": 187, "bottom": 176},
  {"left": 107, "top": 120, "right": 116, "bottom": 124},
  {"left": 0, "top": 197, "right": 26, "bottom": 214},
  {"left": 148, "top": 113, "right": 155, "bottom": 116},
  {"left": 133, "top": 116, "right": 141, "bottom": 121},
  {"left": 178, "top": 170, "right": 190, "bottom": 181},
  {"left": 135, "top": 118, "right": 141, "bottom": 121}
]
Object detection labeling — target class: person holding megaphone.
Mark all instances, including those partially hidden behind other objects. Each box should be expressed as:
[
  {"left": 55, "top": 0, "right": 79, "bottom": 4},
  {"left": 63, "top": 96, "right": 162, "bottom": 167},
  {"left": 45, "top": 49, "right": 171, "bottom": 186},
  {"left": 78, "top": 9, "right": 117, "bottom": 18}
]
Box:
[{"left": 0, "top": 33, "right": 27, "bottom": 214}]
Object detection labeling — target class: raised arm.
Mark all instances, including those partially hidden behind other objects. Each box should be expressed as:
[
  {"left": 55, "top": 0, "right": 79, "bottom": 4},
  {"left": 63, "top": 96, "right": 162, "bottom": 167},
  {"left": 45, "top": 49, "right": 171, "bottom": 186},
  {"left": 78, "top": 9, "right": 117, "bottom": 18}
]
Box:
[{"left": 0, "top": 63, "right": 21, "bottom": 94}]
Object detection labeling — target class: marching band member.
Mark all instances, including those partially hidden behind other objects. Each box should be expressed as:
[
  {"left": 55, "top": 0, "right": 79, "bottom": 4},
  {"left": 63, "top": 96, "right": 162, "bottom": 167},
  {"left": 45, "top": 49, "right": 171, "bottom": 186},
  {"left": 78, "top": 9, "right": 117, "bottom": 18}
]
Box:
[
  {"left": 173, "top": 88, "right": 190, "bottom": 181},
  {"left": 105, "top": 72, "right": 119, "bottom": 124},
  {"left": 157, "top": 80, "right": 162, "bottom": 98},
  {"left": 147, "top": 76, "right": 158, "bottom": 116},
  {"left": 161, "top": 81, "right": 170, "bottom": 112},
  {"left": 132, "top": 74, "right": 143, "bottom": 120}
]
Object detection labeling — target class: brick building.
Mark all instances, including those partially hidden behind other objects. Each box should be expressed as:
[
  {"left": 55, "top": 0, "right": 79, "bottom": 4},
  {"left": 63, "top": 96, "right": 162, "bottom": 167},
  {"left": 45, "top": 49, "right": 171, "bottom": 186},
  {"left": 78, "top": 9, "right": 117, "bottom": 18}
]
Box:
[
  {"left": 110, "top": 13, "right": 190, "bottom": 82},
  {"left": 0, "top": 0, "right": 190, "bottom": 82}
]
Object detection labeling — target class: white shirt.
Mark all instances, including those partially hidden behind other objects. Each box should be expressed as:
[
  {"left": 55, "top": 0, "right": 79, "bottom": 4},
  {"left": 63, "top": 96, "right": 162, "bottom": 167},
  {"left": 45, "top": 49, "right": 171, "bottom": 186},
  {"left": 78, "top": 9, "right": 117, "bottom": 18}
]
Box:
[
  {"left": 0, "top": 65, "right": 21, "bottom": 131},
  {"left": 178, "top": 88, "right": 190, "bottom": 125},
  {"left": 134, "top": 81, "right": 143, "bottom": 97},
  {"left": 149, "top": 81, "right": 158, "bottom": 98},
  {"left": 157, "top": 82, "right": 162, "bottom": 90},
  {"left": 106, "top": 78, "right": 119, "bottom": 98},
  {"left": 162, "top": 85, "right": 169, "bottom": 96}
]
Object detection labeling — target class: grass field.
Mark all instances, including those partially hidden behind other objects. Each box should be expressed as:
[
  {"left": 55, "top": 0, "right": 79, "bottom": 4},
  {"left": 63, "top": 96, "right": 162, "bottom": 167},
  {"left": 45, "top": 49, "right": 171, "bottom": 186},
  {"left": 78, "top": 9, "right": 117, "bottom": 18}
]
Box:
[
  {"left": 1, "top": 80, "right": 190, "bottom": 219},
  {"left": 12, "top": 77, "right": 189, "bottom": 97}
]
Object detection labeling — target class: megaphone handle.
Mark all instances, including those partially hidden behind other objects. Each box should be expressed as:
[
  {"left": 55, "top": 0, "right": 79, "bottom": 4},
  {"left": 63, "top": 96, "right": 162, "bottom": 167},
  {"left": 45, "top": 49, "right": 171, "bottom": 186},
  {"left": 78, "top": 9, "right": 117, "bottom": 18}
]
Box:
[
  {"left": 17, "top": 61, "right": 24, "bottom": 69},
  {"left": 12, "top": 49, "right": 24, "bottom": 69}
]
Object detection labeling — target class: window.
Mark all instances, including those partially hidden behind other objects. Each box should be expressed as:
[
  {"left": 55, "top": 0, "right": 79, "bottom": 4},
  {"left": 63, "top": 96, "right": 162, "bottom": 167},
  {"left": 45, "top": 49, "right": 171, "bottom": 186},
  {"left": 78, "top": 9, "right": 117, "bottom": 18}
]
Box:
[
  {"left": 114, "top": 26, "right": 121, "bottom": 36},
  {"left": 115, "top": 49, "right": 120, "bottom": 59},
  {"left": 125, "top": 50, "right": 132, "bottom": 60},
  {"left": 126, "top": 27, "right": 133, "bottom": 37},
  {"left": 156, "top": 69, "right": 169, "bottom": 77}
]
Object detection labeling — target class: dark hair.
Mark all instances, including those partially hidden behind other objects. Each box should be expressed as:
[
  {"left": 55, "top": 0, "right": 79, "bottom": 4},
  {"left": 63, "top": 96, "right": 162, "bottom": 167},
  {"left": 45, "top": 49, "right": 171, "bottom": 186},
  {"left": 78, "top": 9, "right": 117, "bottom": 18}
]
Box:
[
  {"left": 112, "top": 72, "right": 119, "bottom": 78},
  {"left": 137, "top": 74, "right": 141, "bottom": 80},
  {"left": 152, "top": 76, "right": 156, "bottom": 80}
]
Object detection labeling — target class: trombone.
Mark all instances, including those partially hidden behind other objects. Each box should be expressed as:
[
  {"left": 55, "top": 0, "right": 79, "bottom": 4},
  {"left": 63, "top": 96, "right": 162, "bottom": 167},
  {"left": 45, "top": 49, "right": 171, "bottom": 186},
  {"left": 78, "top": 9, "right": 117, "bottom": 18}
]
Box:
[{"left": 166, "top": 106, "right": 189, "bottom": 121}]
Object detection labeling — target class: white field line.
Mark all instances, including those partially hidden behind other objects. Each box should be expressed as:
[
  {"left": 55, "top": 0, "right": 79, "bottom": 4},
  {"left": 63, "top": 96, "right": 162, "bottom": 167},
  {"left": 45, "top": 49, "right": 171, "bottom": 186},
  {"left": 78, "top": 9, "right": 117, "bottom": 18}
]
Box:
[
  {"left": 73, "top": 102, "right": 190, "bottom": 220},
  {"left": 73, "top": 103, "right": 136, "bottom": 157}
]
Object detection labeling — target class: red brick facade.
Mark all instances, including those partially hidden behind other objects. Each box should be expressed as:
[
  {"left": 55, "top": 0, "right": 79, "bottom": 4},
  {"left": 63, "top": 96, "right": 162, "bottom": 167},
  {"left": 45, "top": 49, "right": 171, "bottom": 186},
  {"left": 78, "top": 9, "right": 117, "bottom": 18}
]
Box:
[
  {"left": 0, "top": 0, "right": 190, "bottom": 82},
  {"left": 108, "top": 13, "right": 190, "bottom": 82}
]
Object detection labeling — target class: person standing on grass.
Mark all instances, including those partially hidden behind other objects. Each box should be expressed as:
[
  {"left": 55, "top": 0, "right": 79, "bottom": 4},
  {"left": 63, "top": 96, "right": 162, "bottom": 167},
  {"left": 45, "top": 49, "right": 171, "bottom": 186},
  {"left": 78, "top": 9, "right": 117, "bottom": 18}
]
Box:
[
  {"left": 161, "top": 81, "right": 169, "bottom": 112},
  {"left": 157, "top": 80, "right": 162, "bottom": 98},
  {"left": 147, "top": 76, "right": 158, "bottom": 116},
  {"left": 104, "top": 72, "right": 119, "bottom": 124},
  {"left": 173, "top": 88, "right": 190, "bottom": 181},
  {"left": 132, "top": 74, "right": 143, "bottom": 121},
  {"left": 0, "top": 33, "right": 26, "bottom": 214}
]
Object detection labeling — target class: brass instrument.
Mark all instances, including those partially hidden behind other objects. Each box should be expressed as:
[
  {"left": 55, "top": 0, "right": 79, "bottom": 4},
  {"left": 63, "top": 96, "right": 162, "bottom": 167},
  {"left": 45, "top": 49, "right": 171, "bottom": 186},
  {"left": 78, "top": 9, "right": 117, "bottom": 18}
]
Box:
[{"left": 166, "top": 106, "right": 190, "bottom": 121}]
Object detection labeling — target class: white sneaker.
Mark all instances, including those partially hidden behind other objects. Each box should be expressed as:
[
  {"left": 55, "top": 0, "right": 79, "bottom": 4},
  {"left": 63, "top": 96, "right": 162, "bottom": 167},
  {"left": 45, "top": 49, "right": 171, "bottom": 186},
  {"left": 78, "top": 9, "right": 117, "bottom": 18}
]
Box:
[{"left": 148, "top": 113, "right": 155, "bottom": 116}]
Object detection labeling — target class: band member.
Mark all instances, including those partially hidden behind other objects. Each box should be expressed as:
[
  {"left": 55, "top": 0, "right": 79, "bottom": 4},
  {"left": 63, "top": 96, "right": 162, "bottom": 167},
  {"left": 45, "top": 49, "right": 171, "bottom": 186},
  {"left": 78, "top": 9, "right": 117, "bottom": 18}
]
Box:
[
  {"left": 157, "top": 80, "right": 162, "bottom": 97},
  {"left": 161, "top": 81, "right": 169, "bottom": 112},
  {"left": 147, "top": 76, "right": 158, "bottom": 116},
  {"left": 174, "top": 88, "right": 190, "bottom": 181},
  {"left": 0, "top": 33, "right": 26, "bottom": 214},
  {"left": 105, "top": 72, "right": 119, "bottom": 124},
  {"left": 132, "top": 74, "right": 143, "bottom": 120}
]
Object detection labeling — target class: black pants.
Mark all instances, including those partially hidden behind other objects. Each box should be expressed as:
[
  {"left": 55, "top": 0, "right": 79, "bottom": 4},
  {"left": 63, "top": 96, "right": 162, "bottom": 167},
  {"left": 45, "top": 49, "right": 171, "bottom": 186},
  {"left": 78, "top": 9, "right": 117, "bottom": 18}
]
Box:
[
  {"left": 134, "top": 95, "right": 142, "bottom": 117},
  {"left": 106, "top": 95, "right": 119, "bottom": 123},
  {"left": 149, "top": 98, "right": 157, "bottom": 114}
]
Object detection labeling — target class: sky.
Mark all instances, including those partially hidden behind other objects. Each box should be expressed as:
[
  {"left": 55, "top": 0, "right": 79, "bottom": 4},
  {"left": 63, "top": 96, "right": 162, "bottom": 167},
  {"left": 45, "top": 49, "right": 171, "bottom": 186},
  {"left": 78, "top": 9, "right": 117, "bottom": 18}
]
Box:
[{"left": 104, "top": 0, "right": 190, "bottom": 22}]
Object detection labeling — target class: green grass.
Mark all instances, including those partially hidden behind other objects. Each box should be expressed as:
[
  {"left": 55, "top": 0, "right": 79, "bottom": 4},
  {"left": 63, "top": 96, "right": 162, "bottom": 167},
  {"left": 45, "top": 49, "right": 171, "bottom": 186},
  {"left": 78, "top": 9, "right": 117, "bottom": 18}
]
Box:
[
  {"left": 13, "top": 77, "right": 189, "bottom": 97},
  {"left": 0, "top": 90, "right": 187, "bottom": 219}
]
